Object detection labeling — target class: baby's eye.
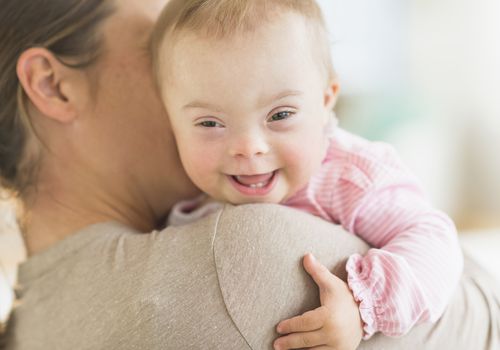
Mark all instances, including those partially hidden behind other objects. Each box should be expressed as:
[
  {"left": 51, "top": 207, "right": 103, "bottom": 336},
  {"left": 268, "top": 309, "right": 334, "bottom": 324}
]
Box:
[
  {"left": 197, "top": 120, "right": 224, "bottom": 128},
  {"left": 268, "top": 111, "right": 294, "bottom": 122}
]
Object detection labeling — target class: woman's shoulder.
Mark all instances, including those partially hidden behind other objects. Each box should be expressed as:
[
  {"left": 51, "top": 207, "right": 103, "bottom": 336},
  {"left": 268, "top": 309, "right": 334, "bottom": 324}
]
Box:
[
  {"left": 212, "top": 204, "right": 369, "bottom": 349},
  {"left": 10, "top": 215, "right": 248, "bottom": 349},
  {"left": 6, "top": 205, "right": 368, "bottom": 349}
]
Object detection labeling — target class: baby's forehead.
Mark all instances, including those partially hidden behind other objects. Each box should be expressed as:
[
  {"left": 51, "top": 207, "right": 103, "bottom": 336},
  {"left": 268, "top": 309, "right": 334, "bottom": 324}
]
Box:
[
  {"left": 158, "top": 12, "right": 318, "bottom": 68},
  {"left": 152, "top": 2, "right": 334, "bottom": 89},
  {"left": 159, "top": 19, "right": 321, "bottom": 81}
]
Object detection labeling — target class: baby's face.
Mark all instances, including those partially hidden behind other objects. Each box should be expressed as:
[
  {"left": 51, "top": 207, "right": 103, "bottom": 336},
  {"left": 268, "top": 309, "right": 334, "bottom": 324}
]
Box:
[{"left": 159, "top": 13, "right": 337, "bottom": 204}]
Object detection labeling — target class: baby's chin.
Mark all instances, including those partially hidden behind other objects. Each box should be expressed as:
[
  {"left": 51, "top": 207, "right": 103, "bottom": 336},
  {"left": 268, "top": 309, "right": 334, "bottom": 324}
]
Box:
[
  {"left": 231, "top": 197, "right": 281, "bottom": 205},
  {"left": 212, "top": 193, "right": 285, "bottom": 206}
]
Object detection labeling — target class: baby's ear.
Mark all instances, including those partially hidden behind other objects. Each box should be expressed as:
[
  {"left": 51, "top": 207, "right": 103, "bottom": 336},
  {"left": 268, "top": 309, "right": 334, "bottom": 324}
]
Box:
[{"left": 324, "top": 80, "right": 340, "bottom": 111}]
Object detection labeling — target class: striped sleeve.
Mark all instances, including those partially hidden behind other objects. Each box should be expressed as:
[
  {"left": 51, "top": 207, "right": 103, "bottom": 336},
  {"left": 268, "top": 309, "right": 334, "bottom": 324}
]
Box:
[{"left": 313, "top": 130, "right": 463, "bottom": 338}]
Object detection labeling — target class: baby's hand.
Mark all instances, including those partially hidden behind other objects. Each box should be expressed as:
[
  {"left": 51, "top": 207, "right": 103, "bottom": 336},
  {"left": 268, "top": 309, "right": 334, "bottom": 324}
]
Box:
[{"left": 274, "top": 254, "right": 363, "bottom": 350}]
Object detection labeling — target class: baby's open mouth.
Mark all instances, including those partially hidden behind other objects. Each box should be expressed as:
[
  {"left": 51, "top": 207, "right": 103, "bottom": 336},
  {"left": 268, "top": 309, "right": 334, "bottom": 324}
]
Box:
[{"left": 231, "top": 171, "right": 276, "bottom": 189}]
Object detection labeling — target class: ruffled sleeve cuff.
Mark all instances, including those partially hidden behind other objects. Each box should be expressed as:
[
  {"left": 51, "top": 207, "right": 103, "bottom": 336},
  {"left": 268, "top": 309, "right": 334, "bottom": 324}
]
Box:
[{"left": 346, "top": 253, "right": 384, "bottom": 340}]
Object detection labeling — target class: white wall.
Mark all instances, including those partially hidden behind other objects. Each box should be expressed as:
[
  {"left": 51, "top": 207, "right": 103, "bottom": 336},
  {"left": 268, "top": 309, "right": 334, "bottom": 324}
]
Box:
[
  {"left": 318, "top": 0, "right": 410, "bottom": 94},
  {"left": 0, "top": 200, "right": 24, "bottom": 325},
  {"left": 408, "top": 0, "right": 500, "bottom": 225}
]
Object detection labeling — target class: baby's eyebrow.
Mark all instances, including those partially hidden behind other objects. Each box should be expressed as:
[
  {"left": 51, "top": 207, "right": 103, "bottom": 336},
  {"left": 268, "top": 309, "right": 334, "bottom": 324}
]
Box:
[
  {"left": 183, "top": 101, "right": 223, "bottom": 111},
  {"left": 272, "top": 90, "right": 303, "bottom": 100},
  {"left": 259, "top": 90, "right": 304, "bottom": 107},
  {"left": 182, "top": 90, "right": 304, "bottom": 111}
]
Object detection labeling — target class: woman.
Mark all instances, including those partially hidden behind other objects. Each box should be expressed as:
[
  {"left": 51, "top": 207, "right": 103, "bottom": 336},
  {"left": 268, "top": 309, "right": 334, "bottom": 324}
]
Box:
[{"left": 0, "top": 0, "right": 498, "bottom": 349}]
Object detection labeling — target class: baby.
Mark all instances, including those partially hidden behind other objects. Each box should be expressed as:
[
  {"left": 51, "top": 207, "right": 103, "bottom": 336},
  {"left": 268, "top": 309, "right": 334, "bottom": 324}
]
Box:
[{"left": 151, "top": 0, "right": 463, "bottom": 349}]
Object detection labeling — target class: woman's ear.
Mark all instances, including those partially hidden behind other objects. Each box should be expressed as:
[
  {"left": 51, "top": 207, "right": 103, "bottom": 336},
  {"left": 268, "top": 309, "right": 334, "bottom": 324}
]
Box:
[
  {"left": 16, "top": 48, "right": 78, "bottom": 123},
  {"left": 324, "top": 79, "right": 340, "bottom": 111}
]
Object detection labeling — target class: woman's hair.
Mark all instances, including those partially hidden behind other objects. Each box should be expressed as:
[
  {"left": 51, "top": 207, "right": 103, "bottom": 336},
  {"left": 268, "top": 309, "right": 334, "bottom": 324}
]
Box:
[
  {"left": 0, "top": 0, "right": 115, "bottom": 198},
  {"left": 151, "top": 0, "right": 335, "bottom": 88}
]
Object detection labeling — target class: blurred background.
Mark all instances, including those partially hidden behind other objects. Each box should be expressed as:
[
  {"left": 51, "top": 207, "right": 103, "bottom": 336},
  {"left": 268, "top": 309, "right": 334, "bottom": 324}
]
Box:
[
  {"left": 318, "top": 0, "right": 500, "bottom": 231},
  {"left": 1, "top": 0, "right": 500, "bottom": 320}
]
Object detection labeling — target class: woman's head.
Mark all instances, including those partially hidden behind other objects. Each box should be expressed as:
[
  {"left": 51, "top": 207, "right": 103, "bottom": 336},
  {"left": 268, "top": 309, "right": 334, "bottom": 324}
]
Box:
[
  {"left": 0, "top": 0, "right": 114, "bottom": 197},
  {"left": 1, "top": 0, "right": 197, "bottom": 226}
]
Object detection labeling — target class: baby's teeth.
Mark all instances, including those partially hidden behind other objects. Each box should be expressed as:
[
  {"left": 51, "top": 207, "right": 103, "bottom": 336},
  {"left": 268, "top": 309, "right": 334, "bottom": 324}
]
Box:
[{"left": 249, "top": 182, "right": 265, "bottom": 188}]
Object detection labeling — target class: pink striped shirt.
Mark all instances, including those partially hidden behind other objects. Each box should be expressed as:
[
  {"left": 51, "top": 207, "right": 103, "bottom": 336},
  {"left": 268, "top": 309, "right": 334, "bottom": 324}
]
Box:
[
  {"left": 283, "top": 128, "right": 463, "bottom": 338},
  {"left": 168, "top": 127, "right": 464, "bottom": 338}
]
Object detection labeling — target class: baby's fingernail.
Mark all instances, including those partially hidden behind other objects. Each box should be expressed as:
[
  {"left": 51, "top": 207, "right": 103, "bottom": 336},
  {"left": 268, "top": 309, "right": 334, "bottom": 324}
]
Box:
[{"left": 308, "top": 253, "right": 316, "bottom": 261}]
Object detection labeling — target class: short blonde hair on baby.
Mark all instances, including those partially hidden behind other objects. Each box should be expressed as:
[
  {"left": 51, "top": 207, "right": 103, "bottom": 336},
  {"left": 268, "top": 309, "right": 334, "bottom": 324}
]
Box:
[{"left": 151, "top": 0, "right": 335, "bottom": 87}]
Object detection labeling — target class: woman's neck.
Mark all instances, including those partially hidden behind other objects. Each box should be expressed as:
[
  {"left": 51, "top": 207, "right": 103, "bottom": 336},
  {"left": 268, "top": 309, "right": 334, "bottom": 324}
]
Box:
[
  {"left": 23, "top": 201, "right": 103, "bottom": 256},
  {"left": 22, "top": 174, "right": 161, "bottom": 256}
]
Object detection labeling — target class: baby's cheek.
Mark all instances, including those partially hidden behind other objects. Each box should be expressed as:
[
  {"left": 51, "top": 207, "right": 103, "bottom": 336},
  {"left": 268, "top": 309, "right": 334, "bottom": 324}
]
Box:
[
  {"left": 282, "top": 145, "right": 319, "bottom": 188},
  {"left": 189, "top": 153, "right": 216, "bottom": 175},
  {"left": 286, "top": 152, "right": 313, "bottom": 192},
  {"left": 179, "top": 148, "right": 218, "bottom": 188}
]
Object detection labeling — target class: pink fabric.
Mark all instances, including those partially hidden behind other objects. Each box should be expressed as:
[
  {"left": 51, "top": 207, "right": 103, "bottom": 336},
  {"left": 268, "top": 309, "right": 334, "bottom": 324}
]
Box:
[
  {"left": 168, "top": 127, "right": 463, "bottom": 339},
  {"left": 167, "top": 195, "right": 223, "bottom": 227},
  {"left": 283, "top": 128, "right": 463, "bottom": 338}
]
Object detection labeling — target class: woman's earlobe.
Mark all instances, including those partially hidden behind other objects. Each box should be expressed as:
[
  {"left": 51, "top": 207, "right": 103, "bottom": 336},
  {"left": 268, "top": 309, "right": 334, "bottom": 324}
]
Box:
[{"left": 17, "top": 48, "right": 77, "bottom": 123}]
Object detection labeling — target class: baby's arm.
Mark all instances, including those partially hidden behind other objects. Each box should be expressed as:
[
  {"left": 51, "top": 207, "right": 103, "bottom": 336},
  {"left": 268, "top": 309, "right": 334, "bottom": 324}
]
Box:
[{"left": 325, "top": 133, "right": 463, "bottom": 338}]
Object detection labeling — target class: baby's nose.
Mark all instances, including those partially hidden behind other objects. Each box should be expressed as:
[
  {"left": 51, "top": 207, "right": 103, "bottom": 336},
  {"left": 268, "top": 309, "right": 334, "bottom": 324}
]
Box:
[{"left": 229, "top": 133, "right": 270, "bottom": 159}]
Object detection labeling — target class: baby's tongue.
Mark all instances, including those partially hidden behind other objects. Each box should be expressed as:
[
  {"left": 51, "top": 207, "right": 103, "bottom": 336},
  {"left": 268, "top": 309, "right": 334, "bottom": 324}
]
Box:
[{"left": 235, "top": 172, "right": 273, "bottom": 186}]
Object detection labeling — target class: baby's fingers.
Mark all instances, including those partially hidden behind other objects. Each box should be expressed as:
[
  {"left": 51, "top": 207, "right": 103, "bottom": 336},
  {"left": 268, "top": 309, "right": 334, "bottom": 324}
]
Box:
[
  {"left": 274, "top": 330, "right": 326, "bottom": 350},
  {"left": 276, "top": 306, "right": 328, "bottom": 334},
  {"left": 303, "top": 253, "right": 344, "bottom": 304}
]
